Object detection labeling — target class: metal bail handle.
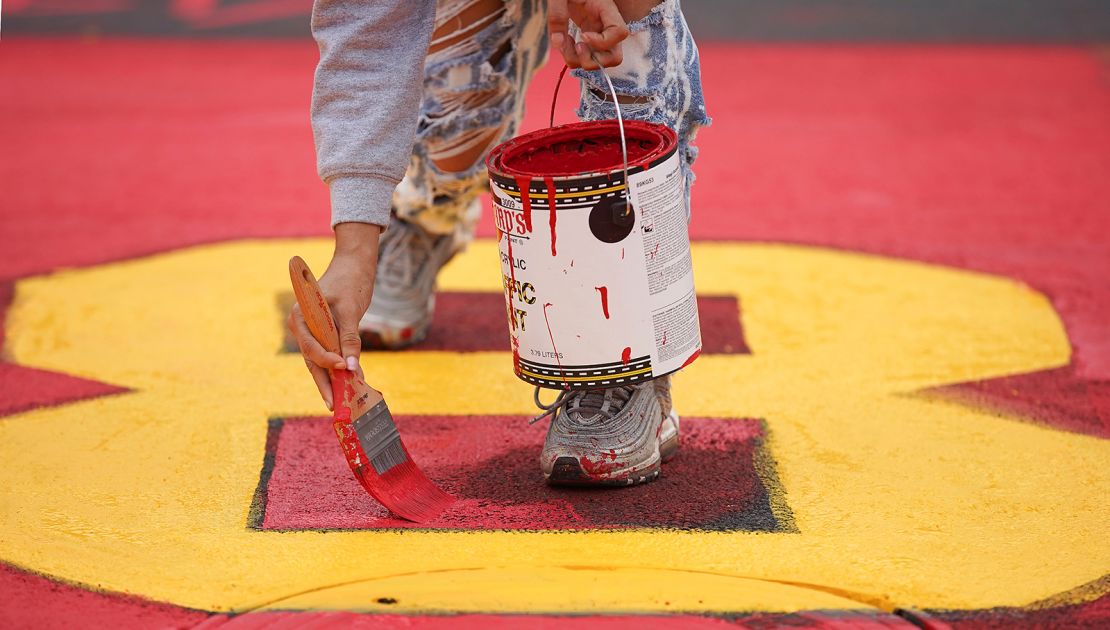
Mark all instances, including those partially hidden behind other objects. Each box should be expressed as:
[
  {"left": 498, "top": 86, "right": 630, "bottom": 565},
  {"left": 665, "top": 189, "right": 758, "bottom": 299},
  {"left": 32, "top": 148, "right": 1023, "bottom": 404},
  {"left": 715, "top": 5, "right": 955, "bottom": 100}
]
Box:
[{"left": 549, "top": 54, "right": 631, "bottom": 216}]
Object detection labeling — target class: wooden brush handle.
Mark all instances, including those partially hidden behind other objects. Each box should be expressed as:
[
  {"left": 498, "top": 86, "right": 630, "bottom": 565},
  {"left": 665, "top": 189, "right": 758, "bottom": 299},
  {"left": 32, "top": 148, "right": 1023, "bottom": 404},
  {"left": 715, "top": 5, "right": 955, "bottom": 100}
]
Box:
[{"left": 289, "top": 256, "right": 342, "bottom": 355}]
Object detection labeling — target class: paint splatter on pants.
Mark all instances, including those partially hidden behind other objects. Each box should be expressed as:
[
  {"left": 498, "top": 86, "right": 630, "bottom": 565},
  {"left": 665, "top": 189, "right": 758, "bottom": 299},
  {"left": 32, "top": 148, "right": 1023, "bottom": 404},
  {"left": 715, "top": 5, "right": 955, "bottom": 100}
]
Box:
[{"left": 396, "top": 0, "right": 710, "bottom": 241}]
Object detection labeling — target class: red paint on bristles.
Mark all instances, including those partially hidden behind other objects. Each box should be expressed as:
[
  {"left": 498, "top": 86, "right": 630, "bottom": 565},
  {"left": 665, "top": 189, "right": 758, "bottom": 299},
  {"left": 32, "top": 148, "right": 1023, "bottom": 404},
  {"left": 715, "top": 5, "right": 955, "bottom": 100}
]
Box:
[{"left": 330, "top": 365, "right": 453, "bottom": 523}]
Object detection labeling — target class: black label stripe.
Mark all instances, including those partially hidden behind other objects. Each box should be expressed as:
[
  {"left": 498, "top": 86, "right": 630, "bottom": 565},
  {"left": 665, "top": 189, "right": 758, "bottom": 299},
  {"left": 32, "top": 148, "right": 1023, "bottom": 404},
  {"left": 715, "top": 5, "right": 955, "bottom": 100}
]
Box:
[
  {"left": 518, "top": 355, "right": 651, "bottom": 371},
  {"left": 520, "top": 362, "right": 651, "bottom": 377},
  {"left": 520, "top": 370, "right": 654, "bottom": 389}
]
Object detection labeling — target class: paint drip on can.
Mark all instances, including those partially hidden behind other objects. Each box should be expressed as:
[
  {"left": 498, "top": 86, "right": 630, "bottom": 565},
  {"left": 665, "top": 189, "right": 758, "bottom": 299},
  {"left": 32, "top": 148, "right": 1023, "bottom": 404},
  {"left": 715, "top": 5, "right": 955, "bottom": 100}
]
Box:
[{"left": 487, "top": 120, "right": 702, "bottom": 390}]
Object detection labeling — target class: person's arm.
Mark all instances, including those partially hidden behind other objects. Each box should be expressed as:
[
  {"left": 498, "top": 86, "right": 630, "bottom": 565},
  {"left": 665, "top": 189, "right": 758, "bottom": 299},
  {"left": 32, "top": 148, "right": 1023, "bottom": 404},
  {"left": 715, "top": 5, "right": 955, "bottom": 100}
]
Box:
[
  {"left": 288, "top": 0, "right": 436, "bottom": 410},
  {"left": 311, "top": 0, "right": 435, "bottom": 227}
]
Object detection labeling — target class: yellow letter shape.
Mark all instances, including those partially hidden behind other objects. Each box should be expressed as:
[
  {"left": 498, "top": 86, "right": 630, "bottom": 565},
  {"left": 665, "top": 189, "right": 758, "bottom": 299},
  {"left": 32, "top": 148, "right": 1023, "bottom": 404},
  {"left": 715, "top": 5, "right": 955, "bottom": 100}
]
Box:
[{"left": 0, "top": 239, "right": 1106, "bottom": 615}]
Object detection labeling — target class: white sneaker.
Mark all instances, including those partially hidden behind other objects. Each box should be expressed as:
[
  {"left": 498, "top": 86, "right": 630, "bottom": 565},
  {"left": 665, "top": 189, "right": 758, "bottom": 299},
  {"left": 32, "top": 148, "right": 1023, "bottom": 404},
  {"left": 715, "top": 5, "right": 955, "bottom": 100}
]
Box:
[
  {"left": 359, "top": 214, "right": 460, "bottom": 349},
  {"left": 535, "top": 376, "right": 679, "bottom": 486}
]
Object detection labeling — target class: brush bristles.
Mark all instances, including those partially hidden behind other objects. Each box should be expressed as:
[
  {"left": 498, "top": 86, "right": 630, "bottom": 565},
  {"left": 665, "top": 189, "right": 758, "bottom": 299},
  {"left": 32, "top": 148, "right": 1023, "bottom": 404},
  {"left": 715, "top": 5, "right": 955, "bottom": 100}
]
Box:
[{"left": 355, "top": 441, "right": 454, "bottom": 523}]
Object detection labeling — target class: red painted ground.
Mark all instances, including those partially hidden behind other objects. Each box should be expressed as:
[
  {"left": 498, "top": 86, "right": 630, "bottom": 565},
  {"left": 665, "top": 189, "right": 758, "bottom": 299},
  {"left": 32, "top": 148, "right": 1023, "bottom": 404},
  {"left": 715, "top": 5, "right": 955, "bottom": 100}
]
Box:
[
  {"left": 2, "top": 41, "right": 1108, "bottom": 384},
  {"left": 3, "top": 39, "right": 1107, "bottom": 436},
  {"left": 257, "top": 415, "right": 779, "bottom": 531},
  {"left": 0, "top": 562, "right": 209, "bottom": 630},
  {"left": 1, "top": 37, "right": 1108, "bottom": 627},
  {"left": 924, "top": 365, "right": 1110, "bottom": 439},
  {"left": 0, "top": 282, "right": 127, "bottom": 417}
]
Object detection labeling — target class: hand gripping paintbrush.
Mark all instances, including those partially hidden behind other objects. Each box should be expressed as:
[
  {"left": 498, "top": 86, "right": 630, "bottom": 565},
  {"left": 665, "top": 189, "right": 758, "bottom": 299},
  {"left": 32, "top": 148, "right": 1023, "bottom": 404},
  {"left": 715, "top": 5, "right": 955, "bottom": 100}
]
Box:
[{"left": 289, "top": 256, "right": 454, "bottom": 522}]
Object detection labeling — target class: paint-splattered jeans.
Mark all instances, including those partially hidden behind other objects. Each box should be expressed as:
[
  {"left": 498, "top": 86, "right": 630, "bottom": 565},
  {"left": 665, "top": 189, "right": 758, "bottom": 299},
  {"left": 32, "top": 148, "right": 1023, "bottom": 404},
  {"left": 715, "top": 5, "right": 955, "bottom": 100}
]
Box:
[{"left": 396, "top": 0, "right": 710, "bottom": 241}]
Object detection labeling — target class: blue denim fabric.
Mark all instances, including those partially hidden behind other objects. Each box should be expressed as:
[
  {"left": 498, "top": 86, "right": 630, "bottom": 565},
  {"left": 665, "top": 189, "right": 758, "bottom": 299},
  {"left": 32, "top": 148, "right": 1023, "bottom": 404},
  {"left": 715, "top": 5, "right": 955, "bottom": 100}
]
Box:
[
  {"left": 393, "top": 0, "right": 547, "bottom": 238},
  {"left": 573, "top": 0, "right": 710, "bottom": 215},
  {"left": 397, "top": 0, "right": 708, "bottom": 238}
]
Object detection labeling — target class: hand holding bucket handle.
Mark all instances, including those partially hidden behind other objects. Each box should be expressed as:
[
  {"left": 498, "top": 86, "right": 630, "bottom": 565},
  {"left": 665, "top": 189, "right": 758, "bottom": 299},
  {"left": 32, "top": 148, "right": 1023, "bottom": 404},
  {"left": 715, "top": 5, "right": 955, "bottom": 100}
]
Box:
[{"left": 549, "top": 52, "right": 631, "bottom": 220}]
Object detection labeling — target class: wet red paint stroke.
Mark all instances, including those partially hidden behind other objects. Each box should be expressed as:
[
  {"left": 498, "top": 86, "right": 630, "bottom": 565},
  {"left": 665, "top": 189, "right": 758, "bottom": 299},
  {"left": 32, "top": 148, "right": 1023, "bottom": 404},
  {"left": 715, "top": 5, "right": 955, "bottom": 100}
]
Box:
[
  {"left": 542, "top": 302, "right": 568, "bottom": 387},
  {"left": 504, "top": 229, "right": 517, "bottom": 331},
  {"left": 261, "top": 414, "right": 773, "bottom": 531},
  {"left": 679, "top": 348, "right": 701, "bottom": 369},
  {"left": 595, "top": 286, "right": 610, "bottom": 319},
  {"left": 514, "top": 175, "right": 533, "bottom": 233},
  {"left": 544, "top": 175, "right": 558, "bottom": 256},
  {"left": 511, "top": 336, "right": 521, "bottom": 374},
  {"left": 621, "top": 346, "right": 631, "bottom": 365}
]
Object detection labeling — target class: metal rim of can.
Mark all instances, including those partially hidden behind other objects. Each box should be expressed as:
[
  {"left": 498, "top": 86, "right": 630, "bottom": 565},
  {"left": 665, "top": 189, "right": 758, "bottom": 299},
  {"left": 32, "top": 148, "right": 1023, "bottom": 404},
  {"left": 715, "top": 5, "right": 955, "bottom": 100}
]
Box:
[{"left": 487, "top": 120, "right": 678, "bottom": 194}]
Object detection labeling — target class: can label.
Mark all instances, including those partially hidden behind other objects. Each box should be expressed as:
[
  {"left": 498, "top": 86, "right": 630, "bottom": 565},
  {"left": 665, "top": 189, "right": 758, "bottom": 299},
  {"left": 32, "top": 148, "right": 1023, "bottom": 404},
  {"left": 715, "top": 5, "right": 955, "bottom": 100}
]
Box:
[{"left": 493, "top": 150, "right": 701, "bottom": 390}]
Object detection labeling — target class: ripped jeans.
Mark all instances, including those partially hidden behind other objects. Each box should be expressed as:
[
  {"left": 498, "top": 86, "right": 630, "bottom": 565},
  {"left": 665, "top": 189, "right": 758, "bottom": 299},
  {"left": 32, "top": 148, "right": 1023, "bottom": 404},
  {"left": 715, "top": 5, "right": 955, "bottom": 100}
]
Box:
[{"left": 396, "top": 0, "right": 710, "bottom": 243}]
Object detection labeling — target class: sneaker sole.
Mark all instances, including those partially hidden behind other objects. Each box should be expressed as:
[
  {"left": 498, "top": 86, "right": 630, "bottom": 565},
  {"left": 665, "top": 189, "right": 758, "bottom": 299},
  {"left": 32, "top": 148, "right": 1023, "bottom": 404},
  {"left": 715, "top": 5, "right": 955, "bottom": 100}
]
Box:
[{"left": 545, "top": 456, "right": 661, "bottom": 487}]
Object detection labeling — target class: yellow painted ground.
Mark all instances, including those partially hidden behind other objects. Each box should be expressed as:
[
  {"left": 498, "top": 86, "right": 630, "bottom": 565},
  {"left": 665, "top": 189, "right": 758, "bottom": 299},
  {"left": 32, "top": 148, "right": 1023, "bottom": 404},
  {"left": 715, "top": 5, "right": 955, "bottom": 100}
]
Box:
[{"left": 0, "top": 239, "right": 1107, "bottom": 614}]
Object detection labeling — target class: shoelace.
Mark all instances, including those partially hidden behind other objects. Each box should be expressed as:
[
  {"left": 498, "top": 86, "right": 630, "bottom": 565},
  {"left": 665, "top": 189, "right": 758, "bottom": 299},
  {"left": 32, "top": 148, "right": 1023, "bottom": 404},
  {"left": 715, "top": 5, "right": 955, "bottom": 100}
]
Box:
[
  {"left": 377, "top": 219, "right": 437, "bottom": 292},
  {"left": 530, "top": 384, "right": 637, "bottom": 425}
]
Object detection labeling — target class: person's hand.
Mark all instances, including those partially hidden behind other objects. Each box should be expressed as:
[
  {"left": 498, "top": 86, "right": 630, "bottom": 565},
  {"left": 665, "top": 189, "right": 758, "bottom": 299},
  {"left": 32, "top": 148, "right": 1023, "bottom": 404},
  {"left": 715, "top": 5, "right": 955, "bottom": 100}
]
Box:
[
  {"left": 286, "top": 222, "right": 381, "bottom": 410},
  {"left": 548, "top": 0, "right": 630, "bottom": 70}
]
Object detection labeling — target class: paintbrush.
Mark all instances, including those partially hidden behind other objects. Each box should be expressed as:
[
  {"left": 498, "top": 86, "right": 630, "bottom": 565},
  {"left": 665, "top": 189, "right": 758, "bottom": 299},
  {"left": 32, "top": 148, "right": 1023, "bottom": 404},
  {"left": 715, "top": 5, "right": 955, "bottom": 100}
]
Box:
[{"left": 289, "top": 256, "right": 454, "bottom": 523}]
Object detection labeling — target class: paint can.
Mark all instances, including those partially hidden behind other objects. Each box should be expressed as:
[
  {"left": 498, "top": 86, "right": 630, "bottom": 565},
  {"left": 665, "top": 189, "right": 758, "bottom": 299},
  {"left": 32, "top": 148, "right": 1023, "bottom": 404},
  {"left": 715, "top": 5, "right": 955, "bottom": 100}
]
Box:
[{"left": 486, "top": 69, "right": 701, "bottom": 390}]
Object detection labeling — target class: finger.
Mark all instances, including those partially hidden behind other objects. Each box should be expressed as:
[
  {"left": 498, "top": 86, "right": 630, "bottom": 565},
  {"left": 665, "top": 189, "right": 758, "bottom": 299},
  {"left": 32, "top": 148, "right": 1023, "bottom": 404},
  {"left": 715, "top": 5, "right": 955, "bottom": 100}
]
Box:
[
  {"left": 583, "top": 42, "right": 622, "bottom": 68},
  {"left": 547, "top": 0, "right": 570, "bottom": 41},
  {"left": 576, "top": 41, "right": 602, "bottom": 70},
  {"left": 585, "top": 4, "right": 629, "bottom": 51},
  {"left": 547, "top": 0, "right": 584, "bottom": 68},
  {"left": 332, "top": 305, "right": 363, "bottom": 373},
  {"left": 306, "top": 361, "right": 334, "bottom": 411},
  {"left": 289, "top": 308, "right": 345, "bottom": 370},
  {"left": 561, "top": 33, "right": 583, "bottom": 68}
]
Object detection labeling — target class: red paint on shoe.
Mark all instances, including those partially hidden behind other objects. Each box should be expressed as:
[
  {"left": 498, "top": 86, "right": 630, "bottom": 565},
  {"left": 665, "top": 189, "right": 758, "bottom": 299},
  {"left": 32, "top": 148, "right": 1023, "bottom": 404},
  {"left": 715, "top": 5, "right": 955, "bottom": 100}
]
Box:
[{"left": 579, "top": 455, "right": 621, "bottom": 477}]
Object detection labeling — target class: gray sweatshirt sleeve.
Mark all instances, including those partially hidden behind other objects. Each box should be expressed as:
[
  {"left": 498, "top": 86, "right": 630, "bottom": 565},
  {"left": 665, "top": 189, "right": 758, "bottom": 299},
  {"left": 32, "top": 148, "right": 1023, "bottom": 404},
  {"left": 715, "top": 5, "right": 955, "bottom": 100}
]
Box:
[{"left": 310, "top": 0, "right": 436, "bottom": 227}]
